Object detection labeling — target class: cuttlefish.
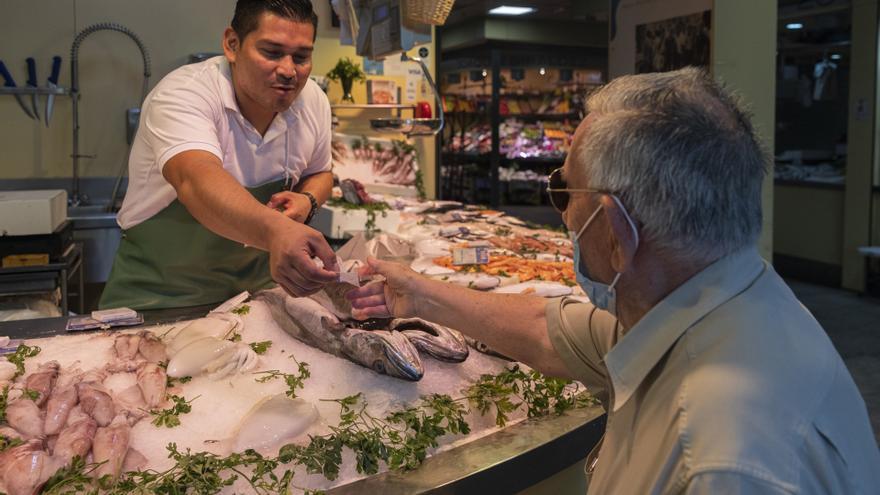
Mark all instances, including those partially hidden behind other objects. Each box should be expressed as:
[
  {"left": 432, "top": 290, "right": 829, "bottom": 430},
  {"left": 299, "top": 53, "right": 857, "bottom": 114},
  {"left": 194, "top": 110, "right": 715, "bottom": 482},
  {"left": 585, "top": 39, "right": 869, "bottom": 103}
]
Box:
[
  {"left": 44, "top": 376, "right": 79, "bottom": 436},
  {"left": 24, "top": 361, "right": 59, "bottom": 407},
  {"left": 92, "top": 413, "right": 131, "bottom": 481},
  {"left": 0, "top": 439, "right": 58, "bottom": 495},
  {"left": 53, "top": 417, "right": 97, "bottom": 465},
  {"left": 258, "top": 287, "right": 424, "bottom": 381}
]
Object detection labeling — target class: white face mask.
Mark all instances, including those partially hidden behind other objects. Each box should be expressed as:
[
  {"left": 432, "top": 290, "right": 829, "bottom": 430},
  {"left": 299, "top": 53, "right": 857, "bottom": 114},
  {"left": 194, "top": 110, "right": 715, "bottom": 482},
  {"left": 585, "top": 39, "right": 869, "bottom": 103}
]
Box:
[{"left": 569, "top": 195, "right": 639, "bottom": 315}]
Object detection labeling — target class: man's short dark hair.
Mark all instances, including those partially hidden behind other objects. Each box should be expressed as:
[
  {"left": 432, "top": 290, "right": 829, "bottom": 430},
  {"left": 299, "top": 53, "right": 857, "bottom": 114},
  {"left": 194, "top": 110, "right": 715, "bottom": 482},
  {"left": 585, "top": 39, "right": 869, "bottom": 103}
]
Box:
[{"left": 231, "top": 0, "right": 318, "bottom": 40}]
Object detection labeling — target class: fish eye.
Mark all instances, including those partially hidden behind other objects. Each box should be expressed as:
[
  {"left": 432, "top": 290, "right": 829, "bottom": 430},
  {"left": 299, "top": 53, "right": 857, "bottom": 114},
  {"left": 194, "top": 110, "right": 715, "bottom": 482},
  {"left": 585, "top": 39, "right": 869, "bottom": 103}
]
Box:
[{"left": 373, "top": 360, "right": 386, "bottom": 373}]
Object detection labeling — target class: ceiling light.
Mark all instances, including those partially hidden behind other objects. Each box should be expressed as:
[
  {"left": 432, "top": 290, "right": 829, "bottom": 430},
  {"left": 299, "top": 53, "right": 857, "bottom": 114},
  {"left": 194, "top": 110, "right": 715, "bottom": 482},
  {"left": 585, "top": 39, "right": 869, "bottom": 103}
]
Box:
[
  {"left": 489, "top": 6, "right": 536, "bottom": 16},
  {"left": 830, "top": 53, "right": 842, "bottom": 60},
  {"left": 482, "top": 69, "right": 488, "bottom": 78},
  {"left": 539, "top": 67, "right": 546, "bottom": 76},
  {"left": 785, "top": 22, "right": 804, "bottom": 30}
]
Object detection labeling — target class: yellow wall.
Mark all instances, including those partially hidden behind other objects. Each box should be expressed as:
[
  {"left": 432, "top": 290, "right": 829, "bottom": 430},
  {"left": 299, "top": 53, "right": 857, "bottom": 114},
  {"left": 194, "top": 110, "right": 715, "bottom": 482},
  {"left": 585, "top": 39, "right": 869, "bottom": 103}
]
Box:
[
  {"left": 774, "top": 185, "right": 844, "bottom": 265},
  {"left": 840, "top": 0, "right": 878, "bottom": 290},
  {"left": 712, "top": 0, "right": 777, "bottom": 259},
  {"left": 0, "top": 0, "right": 438, "bottom": 197},
  {"left": 0, "top": 0, "right": 237, "bottom": 179}
]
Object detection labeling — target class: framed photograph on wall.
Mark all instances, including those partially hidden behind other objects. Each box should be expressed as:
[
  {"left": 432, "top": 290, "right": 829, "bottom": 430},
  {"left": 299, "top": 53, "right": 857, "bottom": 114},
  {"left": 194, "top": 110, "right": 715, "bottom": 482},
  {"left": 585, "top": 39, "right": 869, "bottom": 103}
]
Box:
[{"left": 635, "top": 10, "right": 711, "bottom": 73}]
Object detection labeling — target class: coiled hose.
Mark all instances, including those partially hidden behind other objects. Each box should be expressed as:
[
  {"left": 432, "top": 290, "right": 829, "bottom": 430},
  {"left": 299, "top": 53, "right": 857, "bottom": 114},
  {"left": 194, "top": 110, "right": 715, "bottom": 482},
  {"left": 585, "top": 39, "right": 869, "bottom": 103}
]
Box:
[
  {"left": 69, "top": 22, "right": 151, "bottom": 207},
  {"left": 71, "top": 22, "right": 152, "bottom": 100}
]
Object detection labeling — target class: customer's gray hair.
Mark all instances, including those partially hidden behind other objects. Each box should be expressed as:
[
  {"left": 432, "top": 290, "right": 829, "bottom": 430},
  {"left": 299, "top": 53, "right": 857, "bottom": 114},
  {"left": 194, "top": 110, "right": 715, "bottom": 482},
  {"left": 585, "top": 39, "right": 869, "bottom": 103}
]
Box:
[{"left": 578, "top": 67, "right": 767, "bottom": 261}]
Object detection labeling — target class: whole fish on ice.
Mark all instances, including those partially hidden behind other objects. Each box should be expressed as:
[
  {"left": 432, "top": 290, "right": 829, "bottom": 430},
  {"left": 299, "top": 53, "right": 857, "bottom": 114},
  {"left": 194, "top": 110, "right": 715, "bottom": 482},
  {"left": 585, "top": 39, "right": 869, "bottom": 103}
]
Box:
[
  {"left": 389, "top": 318, "right": 469, "bottom": 363},
  {"left": 258, "top": 287, "right": 424, "bottom": 381}
]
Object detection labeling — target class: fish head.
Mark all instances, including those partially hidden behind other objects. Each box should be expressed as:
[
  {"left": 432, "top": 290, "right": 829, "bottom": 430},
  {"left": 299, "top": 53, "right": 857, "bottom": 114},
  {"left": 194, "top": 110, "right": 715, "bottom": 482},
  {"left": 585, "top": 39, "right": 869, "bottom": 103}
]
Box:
[{"left": 345, "top": 329, "right": 423, "bottom": 381}]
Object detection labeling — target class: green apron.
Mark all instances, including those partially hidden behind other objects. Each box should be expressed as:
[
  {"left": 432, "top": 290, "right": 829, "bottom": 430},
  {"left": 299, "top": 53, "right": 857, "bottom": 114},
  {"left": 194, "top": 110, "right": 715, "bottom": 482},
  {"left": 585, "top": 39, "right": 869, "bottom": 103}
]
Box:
[{"left": 99, "top": 181, "right": 283, "bottom": 310}]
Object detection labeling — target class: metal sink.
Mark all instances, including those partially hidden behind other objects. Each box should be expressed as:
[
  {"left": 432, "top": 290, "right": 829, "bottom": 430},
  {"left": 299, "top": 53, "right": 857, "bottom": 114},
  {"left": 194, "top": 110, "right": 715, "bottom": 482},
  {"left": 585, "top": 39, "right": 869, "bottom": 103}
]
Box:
[
  {"left": 67, "top": 203, "right": 121, "bottom": 284},
  {"left": 68, "top": 204, "right": 119, "bottom": 229}
]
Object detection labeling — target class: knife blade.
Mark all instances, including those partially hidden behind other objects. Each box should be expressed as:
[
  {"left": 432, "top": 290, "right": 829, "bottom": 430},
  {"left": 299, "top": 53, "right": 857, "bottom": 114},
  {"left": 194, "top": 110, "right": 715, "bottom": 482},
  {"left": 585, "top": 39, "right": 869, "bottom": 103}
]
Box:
[
  {"left": 25, "top": 57, "right": 40, "bottom": 122},
  {"left": 44, "top": 56, "right": 61, "bottom": 127},
  {"left": 0, "top": 60, "right": 37, "bottom": 120}
]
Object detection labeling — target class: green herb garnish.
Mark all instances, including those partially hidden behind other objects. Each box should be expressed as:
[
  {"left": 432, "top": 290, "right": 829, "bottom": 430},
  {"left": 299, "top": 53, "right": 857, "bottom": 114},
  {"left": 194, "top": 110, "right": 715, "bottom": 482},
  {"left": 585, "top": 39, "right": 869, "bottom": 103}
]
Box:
[
  {"left": 26, "top": 366, "right": 593, "bottom": 494},
  {"left": 0, "top": 434, "right": 24, "bottom": 453},
  {"left": 231, "top": 304, "right": 251, "bottom": 316},
  {"left": 249, "top": 340, "right": 273, "bottom": 355},
  {"left": 166, "top": 375, "right": 193, "bottom": 388},
  {"left": 150, "top": 394, "right": 198, "bottom": 428},
  {"left": 5, "top": 343, "right": 41, "bottom": 379},
  {"left": 0, "top": 386, "right": 9, "bottom": 423},
  {"left": 253, "top": 358, "right": 310, "bottom": 399}
]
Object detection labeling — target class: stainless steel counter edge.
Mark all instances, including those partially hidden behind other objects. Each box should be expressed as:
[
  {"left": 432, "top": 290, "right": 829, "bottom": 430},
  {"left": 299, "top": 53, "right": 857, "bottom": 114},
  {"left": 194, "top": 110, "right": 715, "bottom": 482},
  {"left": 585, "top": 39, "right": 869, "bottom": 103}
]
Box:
[{"left": 327, "top": 406, "right": 606, "bottom": 495}]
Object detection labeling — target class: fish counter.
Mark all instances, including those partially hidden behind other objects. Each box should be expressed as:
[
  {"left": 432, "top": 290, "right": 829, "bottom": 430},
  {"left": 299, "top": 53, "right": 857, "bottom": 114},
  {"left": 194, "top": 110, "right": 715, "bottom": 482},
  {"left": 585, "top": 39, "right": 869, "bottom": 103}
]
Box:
[{"left": 0, "top": 197, "right": 606, "bottom": 495}]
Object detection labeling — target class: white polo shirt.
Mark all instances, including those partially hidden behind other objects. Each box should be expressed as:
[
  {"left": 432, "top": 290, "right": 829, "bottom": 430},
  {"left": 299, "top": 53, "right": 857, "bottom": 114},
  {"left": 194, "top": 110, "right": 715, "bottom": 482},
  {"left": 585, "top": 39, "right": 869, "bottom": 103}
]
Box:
[{"left": 117, "top": 56, "right": 332, "bottom": 229}]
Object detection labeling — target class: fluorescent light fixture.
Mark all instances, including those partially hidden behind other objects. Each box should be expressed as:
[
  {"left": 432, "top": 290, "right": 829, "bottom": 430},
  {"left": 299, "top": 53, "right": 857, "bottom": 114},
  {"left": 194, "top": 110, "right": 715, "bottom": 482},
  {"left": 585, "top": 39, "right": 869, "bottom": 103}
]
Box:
[
  {"left": 830, "top": 53, "right": 842, "bottom": 60},
  {"left": 785, "top": 22, "right": 804, "bottom": 30},
  {"left": 489, "top": 6, "right": 535, "bottom": 16}
]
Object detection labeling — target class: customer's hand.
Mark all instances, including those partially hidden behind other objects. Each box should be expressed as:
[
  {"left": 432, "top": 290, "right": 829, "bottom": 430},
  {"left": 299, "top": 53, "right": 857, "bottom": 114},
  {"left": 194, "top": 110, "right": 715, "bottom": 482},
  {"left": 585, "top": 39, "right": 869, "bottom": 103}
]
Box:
[
  {"left": 267, "top": 221, "right": 337, "bottom": 296},
  {"left": 267, "top": 192, "right": 312, "bottom": 223},
  {"left": 346, "top": 257, "right": 423, "bottom": 320}
]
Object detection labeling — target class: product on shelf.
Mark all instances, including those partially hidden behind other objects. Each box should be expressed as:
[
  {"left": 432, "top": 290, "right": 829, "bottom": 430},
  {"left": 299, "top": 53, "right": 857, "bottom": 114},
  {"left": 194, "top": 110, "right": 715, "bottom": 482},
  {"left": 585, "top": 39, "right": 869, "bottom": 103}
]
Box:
[
  {"left": 332, "top": 133, "right": 419, "bottom": 186},
  {"left": 444, "top": 118, "right": 575, "bottom": 159},
  {"left": 432, "top": 255, "right": 576, "bottom": 284}
]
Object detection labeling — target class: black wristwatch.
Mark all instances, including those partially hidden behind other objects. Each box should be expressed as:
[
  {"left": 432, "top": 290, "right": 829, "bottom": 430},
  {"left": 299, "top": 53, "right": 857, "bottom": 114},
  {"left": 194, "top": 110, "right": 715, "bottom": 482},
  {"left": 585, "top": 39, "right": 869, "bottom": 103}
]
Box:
[{"left": 302, "top": 191, "right": 319, "bottom": 224}]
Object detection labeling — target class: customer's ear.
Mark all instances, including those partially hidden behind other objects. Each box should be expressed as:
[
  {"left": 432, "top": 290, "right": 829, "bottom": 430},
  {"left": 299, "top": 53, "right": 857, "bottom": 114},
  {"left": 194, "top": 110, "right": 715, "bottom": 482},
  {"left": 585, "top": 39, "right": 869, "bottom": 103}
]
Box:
[{"left": 602, "top": 195, "right": 637, "bottom": 273}]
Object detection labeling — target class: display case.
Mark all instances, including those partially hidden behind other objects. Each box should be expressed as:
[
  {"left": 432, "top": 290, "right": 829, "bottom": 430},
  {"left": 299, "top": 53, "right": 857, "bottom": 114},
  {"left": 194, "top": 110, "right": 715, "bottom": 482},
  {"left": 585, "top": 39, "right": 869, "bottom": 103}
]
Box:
[{"left": 436, "top": 43, "right": 605, "bottom": 214}]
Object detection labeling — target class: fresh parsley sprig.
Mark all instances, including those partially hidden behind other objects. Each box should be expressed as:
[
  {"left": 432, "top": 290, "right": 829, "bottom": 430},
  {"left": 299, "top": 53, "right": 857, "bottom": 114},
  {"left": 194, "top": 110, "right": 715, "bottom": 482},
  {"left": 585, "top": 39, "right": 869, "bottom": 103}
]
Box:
[
  {"left": 0, "top": 434, "right": 24, "bottom": 453},
  {"left": 253, "top": 357, "right": 310, "bottom": 399},
  {"left": 231, "top": 304, "right": 251, "bottom": 316},
  {"left": 31, "top": 364, "right": 594, "bottom": 494},
  {"left": 150, "top": 394, "right": 199, "bottom": 428},
  {"left": 5, "top": 343, "right": 41, "bottom": 379},
  {"left": 249, "top": 340, "right": 273, "bottom": 355}
]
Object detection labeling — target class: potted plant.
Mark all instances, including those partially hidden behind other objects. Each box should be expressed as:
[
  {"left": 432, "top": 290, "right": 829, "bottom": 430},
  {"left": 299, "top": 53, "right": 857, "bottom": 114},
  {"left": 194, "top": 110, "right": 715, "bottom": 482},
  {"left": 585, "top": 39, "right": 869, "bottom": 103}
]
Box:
[{"left": 326, "top": 57, "right": 366, "bottom": 103}]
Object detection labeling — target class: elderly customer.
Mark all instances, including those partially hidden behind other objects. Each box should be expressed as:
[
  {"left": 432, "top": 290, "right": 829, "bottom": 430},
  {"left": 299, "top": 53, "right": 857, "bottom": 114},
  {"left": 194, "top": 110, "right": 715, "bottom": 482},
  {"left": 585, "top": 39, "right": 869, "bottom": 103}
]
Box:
[{"left": 347, "top": 68, "right": 880, "bottom": 494}]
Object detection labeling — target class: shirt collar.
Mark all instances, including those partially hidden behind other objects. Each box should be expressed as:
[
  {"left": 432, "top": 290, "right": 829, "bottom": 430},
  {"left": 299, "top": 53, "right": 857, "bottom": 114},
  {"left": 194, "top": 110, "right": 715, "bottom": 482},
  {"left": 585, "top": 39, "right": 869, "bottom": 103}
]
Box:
[
  {"left": 604, "top": 246, "right": 767, "bottom": 412},
  {"left": 217, "top": 58, "right": 240, "bottom": 114}
]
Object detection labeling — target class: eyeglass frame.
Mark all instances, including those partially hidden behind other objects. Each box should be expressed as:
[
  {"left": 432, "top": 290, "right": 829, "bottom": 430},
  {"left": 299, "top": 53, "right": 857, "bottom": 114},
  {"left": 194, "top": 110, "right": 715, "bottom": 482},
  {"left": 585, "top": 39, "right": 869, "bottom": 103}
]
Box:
[{"left": 545, "top": 168, "right": 613, "bottom": 213}]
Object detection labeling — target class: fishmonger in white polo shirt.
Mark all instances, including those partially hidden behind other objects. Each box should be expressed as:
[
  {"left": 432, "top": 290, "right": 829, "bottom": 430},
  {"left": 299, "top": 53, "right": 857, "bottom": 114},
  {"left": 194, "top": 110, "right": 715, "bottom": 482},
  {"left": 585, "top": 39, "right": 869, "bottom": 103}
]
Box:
[{"left": 101, "top": 1, "right": 338, "bottom": 310}]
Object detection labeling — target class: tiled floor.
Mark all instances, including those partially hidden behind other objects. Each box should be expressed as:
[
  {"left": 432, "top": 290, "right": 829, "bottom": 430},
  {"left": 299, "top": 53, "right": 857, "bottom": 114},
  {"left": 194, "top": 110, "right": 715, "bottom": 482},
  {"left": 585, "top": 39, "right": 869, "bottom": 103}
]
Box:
[{"left": 787, "top": 279, "right": 880, "bottom": 445}]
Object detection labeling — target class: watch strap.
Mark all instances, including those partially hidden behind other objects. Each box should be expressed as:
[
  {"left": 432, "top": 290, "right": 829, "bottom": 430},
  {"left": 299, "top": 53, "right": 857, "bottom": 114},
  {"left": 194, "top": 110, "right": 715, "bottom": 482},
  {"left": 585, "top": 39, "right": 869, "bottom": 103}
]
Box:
[{"left": 302, "top": 191, "right": 319, "bottom": 224}]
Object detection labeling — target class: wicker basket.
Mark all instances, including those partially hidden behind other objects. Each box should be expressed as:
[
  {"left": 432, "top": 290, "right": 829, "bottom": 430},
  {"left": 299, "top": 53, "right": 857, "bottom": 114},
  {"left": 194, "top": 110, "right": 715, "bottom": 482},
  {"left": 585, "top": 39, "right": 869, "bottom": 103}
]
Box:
[{"left": 403, "top": 0, "right": 456, "bottom": 26}]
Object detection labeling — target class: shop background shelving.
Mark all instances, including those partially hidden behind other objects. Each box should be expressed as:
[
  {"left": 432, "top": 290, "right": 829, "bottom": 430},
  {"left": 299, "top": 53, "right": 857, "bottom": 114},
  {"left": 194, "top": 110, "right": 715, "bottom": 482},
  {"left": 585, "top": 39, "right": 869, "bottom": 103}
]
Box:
[{"left": 435, "top": 41, "right": 605, "bottom": 221}]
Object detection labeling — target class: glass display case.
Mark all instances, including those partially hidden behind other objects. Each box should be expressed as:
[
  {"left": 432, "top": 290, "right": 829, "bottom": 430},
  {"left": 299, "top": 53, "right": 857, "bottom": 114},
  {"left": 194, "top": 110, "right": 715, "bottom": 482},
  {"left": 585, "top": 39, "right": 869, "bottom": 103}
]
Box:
[{"left": 436, "top": 43, "right": 605, "bottom": 214}]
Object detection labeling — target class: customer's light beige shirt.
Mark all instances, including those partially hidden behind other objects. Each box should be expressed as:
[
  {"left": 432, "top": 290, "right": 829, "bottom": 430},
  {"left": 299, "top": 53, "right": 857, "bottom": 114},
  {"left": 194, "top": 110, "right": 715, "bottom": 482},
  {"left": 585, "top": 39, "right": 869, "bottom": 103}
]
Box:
[{"left": 546, "top": 247, "right": 880, "bottom": 494}]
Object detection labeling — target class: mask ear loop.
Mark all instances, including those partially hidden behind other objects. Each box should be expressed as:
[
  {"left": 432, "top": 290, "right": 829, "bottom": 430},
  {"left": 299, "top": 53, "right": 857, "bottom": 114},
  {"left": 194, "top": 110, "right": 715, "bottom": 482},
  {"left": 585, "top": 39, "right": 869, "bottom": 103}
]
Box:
[
  {"left": 606, "top": 195, "right": 640, "bottom": 293},
  {"left": 575, "top": 204, "right": 604, "bottom": 241}
]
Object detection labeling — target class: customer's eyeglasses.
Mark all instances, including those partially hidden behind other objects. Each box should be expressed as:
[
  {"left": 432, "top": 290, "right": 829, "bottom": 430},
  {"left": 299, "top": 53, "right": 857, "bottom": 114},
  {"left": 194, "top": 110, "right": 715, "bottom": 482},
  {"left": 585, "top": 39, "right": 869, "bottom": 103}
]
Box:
[{"left": 546, "top": 168, "right": 608, "bottom": 213}]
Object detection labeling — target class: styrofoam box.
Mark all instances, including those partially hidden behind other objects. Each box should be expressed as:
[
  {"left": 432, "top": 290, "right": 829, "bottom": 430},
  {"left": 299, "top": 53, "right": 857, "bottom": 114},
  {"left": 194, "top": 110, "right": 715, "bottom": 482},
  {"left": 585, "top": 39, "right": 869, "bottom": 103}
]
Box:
[
  {"left": 311, "top": 204, "right": 401, "bottom": 240},
  {"left": 0, "top": 190, "right": 68, "bottom": 236}
]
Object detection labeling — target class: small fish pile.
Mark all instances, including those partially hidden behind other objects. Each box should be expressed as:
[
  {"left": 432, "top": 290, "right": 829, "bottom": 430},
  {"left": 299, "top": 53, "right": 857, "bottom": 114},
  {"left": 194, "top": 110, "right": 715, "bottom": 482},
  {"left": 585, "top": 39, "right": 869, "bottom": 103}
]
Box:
[
  {"left": 0, "top": 331, "right": 169, "bottom": 495},
  {"left": 258, "top": 285, "right": 470, "bottom": 381}
]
